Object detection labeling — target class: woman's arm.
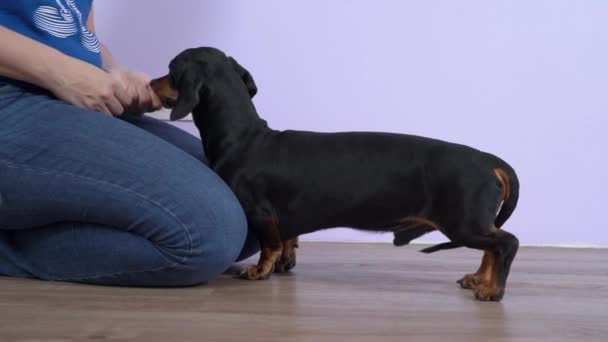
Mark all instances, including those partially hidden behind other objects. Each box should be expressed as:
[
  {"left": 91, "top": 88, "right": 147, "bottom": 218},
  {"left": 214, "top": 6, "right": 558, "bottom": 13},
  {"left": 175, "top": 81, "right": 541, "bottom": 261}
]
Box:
[
  {"left": 100, "top": 43, "right": 120, "bottom": 72},
  {"left": 0, "top": 25, "right": 119, "bottom": 98},
  {"left": 0, "top": 25, "right": 70, "bottom": 89},
  {"left": 86, "top": 6, "right": 119, "bottom": 72},
  {"left": 87, "top": 7, "right": 161, "bottom": 114},
  {"left": 0, "top": 25, "right": 126, "bottom": 115}
]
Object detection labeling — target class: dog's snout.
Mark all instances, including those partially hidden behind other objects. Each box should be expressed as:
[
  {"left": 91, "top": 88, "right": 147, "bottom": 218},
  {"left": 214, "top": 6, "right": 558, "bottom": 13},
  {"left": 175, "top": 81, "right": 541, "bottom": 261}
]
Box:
[
  {"left": 149, "top": 76, "right": 169, "bottom": 91},
  {"left": 149, "top": 75, "right": 179, "bottom": 109}
]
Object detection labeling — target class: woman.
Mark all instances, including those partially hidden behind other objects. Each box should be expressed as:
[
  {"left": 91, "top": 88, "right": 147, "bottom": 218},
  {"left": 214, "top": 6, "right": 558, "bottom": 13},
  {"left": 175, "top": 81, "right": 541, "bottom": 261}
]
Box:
[{"left": 0, "top": 0, "right": 257, "bottom": 286}]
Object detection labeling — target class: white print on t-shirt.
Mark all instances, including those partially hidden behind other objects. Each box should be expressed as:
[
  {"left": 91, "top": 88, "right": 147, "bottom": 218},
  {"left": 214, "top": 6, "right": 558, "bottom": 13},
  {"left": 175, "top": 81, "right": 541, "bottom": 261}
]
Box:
[{"left": 33, "top": 0, "right": 101, "bottom": 53}]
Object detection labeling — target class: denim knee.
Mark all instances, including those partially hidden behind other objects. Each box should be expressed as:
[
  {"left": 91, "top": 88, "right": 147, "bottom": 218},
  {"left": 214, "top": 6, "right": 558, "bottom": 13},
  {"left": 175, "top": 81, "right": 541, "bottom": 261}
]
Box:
[{"left": 159, "top": 194, "right": 248, "bottom": 286}]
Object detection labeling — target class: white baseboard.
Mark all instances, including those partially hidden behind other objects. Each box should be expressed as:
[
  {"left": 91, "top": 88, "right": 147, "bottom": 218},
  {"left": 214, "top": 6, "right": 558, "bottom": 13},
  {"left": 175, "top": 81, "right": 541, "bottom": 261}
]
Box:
[
  {"left": 146, "top": 108, "right": 192, "bottom": 121},
  {"left": 299, "top": 238, "right": 608, "bottom": 249}
]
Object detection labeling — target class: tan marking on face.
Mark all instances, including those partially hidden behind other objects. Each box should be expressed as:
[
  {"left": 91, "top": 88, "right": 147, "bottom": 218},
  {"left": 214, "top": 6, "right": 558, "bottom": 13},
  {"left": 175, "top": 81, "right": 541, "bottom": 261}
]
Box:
[{"left": 150, "top": 75, "right": 178, "bottom": 108}]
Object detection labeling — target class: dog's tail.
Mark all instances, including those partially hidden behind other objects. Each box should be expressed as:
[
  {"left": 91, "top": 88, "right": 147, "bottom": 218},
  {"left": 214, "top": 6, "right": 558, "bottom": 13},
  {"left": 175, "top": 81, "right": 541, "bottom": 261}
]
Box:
[
  {"left": 493, "top": 158, "right": 520, "bottom": 229},
  {"left": 419, "top": 157, "right": 518, "bottom": 254}
]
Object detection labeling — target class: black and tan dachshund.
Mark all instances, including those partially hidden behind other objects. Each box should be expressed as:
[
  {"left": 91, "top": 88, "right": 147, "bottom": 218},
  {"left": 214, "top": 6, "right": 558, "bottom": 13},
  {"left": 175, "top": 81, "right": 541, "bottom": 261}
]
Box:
[{"left": 150, "top": 47, "right": 520, "bottom": 302}]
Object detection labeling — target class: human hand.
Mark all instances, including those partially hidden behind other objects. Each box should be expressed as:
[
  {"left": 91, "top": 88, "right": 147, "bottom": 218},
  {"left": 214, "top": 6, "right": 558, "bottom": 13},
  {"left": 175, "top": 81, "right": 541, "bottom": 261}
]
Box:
[
  {"left": 108, "top": 68, "right": 162, "bottom": 115},
  {"left": 46, "top": 59, "right": 132, "bottom": 116},
  {"left": 46, "top": 58, "right": 161, "bottom": 116}
]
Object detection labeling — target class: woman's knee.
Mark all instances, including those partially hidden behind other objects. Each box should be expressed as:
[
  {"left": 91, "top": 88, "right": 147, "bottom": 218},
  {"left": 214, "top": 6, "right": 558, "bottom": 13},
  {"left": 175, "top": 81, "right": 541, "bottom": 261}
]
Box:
[
  {"left": 108, "top": 154, "right": 251, "bottom": 286},
  {"left": 157, "top": 190, "right": 249, "bottom": 286},
  {"left": 80, "top": 196, "right": 249, "bottom": 287}
]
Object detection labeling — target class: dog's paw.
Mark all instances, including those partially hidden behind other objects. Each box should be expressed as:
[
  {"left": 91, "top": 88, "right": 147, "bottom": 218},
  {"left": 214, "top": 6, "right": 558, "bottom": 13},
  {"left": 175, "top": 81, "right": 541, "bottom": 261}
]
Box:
[
  {"left": 474, "top": 286, "right": 505, "bottom": 302},
  {"left": 457, "top": 273, "right": 483, "bottom": 290},
  {"left": 274, "top": 256, "right": 296, "bottom": 274},
  {"left": 236, "top": 265, "right": 273, "bottom": 280}
]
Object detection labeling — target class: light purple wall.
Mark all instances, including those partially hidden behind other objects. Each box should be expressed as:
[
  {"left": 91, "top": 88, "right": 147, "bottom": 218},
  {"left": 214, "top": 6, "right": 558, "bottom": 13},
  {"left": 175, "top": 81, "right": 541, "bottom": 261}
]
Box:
[{"left": 95, "top": 1, "right": 608, "bottom": 246}]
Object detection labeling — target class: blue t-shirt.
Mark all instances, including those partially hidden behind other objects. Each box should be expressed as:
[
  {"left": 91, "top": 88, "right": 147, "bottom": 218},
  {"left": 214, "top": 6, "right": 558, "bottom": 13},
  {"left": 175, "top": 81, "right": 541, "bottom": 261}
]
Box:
[{"left": 0, "top": 0, "right": 102, "bottom": 88}]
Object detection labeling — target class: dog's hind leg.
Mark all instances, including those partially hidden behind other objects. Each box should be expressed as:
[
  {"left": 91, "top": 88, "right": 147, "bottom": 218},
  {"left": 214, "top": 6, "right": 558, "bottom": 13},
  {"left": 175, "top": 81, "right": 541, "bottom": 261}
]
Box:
[
  {"left": 274, "top": 237, "right": 299, "bottom": 273},
  {"left": 457, "top": 250, "right": 495, "bottom": 290},
  {"left": 393, "top": 224, "right": 435, "bottom": 246},
  {"left": 452, "top": 228, "right": 519, "bottom": 301},
  {"left": 474, "top": 229, "right": 519, "bottom": 301},
  {"left": 393, "top": 217, "right": 439, "bottom": 246}
]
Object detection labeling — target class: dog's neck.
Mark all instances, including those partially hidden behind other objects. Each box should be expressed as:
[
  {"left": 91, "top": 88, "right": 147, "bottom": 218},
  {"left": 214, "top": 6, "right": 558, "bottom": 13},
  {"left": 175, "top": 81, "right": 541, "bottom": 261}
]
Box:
[{"left": 192, "top": 87, "right": 270, "bottom": 166}]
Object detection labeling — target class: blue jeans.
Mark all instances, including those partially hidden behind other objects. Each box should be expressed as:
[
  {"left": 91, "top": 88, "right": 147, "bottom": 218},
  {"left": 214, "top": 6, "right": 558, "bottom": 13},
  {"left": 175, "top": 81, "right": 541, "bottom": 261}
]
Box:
[{"left": 0, "top": 86, "right": 258, "bottom": 286}]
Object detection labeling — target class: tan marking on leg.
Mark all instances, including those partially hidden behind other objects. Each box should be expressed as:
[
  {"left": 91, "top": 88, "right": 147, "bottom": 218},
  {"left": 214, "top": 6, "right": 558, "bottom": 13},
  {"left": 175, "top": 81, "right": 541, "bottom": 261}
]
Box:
[
  {"left": 240, "top": 246, "right": 283, "bottom": 280},
  {"left": 239, "top": 212, "right": 283, "bottom": 280},
  {"left": 473, "top": 230, "right": 514, "bottom": 301},
  {"left": 459, "top": 250, "right": 495, "bottom": 290},
  {"left": 474, "top": 249, "right": 504, "bottom": 301},
  {"left": 494, "top": 168, "right": 511, "bottom": 202},
  {"left": 274, "top": 237, "right": 299, "bottom": 273},
  {"left": 393, "top": 217, "right": 442, "bottom": 247},
  {"left": 399, "top": 217, "right": 440, "bottom": 230},
  {"left": 459, "top": 170, "right": 514, "bottom": 301}
]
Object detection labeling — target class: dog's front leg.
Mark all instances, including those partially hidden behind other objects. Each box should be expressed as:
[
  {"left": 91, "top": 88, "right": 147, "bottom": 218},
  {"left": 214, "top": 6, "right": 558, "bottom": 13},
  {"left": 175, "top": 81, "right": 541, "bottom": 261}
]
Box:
[
  {"left": 238, "top": 210, "right": 283, "bottom": 280},
  {"left": 274, "top": 238, "right": 299, "bottom": 273},
  {"left": 238, "top": 242, "right": 282, "bottom": 280}
]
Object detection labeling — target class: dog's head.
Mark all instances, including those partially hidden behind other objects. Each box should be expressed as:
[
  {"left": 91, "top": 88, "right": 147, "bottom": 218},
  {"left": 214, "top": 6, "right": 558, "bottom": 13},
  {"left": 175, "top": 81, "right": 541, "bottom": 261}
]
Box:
[{"left": 150, "top": 47, "right": 257, "bottom": 121}]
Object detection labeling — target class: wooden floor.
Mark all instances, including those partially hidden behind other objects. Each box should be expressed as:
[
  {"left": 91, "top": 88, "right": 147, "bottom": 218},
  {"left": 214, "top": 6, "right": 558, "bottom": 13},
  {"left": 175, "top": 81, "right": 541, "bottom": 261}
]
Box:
[{"left": 0, "top": 242, "right": 607, "bottom": 342}]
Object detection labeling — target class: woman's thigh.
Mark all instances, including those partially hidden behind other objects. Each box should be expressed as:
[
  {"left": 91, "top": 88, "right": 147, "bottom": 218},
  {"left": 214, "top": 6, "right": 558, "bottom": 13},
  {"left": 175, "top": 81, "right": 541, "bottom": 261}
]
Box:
[
  {"left": 119, "top": 114, "right": 260, "bottom": 261},
  {"left": 120, "top": 114, "right": 208, "bottom": 164},
  {"left": 0, "top": 89, "right": 249, "bottom": 285}
]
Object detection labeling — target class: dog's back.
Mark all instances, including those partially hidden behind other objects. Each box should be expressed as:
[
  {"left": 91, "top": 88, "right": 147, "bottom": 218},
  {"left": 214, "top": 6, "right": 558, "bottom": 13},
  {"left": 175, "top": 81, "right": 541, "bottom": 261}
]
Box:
[{"left": 224, "top": 129, "right": 501, "bottom": 238}]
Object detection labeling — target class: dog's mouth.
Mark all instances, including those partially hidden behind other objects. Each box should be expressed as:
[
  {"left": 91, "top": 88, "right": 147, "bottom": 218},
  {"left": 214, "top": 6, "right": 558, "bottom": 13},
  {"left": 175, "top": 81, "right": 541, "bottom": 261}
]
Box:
[
  {"left": 150, "top": 76, "right": 179, "bottom": 109},
  {"left": 161, "top": 96, "right": 177, "bottom": 108}
]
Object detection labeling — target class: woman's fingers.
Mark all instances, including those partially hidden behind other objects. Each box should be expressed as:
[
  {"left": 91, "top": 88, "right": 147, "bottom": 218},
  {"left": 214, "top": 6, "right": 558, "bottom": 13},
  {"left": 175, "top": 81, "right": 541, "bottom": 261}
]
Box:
[{"left": 106, "top": 94, "right": 125, "bottom": 116}]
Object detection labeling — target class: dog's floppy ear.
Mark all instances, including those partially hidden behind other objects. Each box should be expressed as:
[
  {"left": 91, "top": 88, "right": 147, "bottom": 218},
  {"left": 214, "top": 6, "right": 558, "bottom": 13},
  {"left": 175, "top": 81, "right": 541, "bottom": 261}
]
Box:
[
  {"left": 170, "top": 73, "right": 204, "bottom": 121},
  {"left": 228, "top": 56, "right": 257, "bottom": 98}
]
